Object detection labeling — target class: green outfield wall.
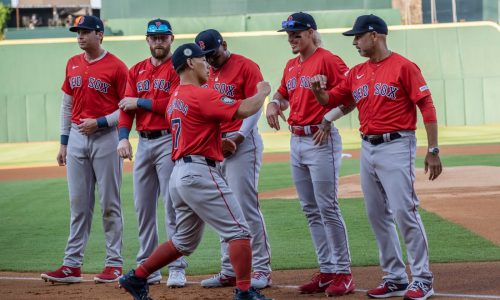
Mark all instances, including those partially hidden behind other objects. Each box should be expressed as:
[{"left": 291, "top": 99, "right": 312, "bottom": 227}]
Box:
[
  {"left": 105, "top": 9, "right": 400, "bottom": 36},
  {"left": 101, "top": 0, "right": 392, "bottom": 19},
  {"left": 1, "top": 22, "right": 499, "bottom": 142}
]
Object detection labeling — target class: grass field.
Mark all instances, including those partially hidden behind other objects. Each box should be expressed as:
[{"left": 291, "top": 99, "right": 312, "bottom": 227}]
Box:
[{"left": 1, "top": 153, "right": 499, "bottom": 274}]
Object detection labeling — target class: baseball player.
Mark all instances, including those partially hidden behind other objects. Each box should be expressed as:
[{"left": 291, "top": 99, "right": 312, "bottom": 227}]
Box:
[
  {"left": 310, "top": 14, "right": 442, "bottom": 300},
  {"left": 265, "top": 12, "right": 356, "bottom": 297},
  {"left": 116, "top": 19, "right": 188, "bottom": 287},
  {"left": 119, "top": 43, "right": 272, "bottom": 300},
  {"left": 41, "top": 15, "right": 127, "bottom": 283},
  {"left": 194, "top": 29, "right": 272, "bottom": 289}
]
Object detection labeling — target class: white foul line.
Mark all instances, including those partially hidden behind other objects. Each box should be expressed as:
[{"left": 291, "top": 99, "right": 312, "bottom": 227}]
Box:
[{"left": 1, "top": 277, "right": 499, "bottom": 299}]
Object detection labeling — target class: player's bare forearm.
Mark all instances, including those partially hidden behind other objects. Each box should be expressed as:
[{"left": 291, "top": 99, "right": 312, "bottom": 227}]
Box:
[
  {"left": 313, "top": 89, "right": 329, "bottom": 105},
  {"left": 265, "top": 92, "right": 287, "bottom": 130},
  {"left": 235, "top": 81, "right": 271, "bottom": 119},
  {"left": 424, "top": 121, "right": 438, "bottom": 148},
  {"left": 340, "top": 101, "right": 356, "bottom": 115}
]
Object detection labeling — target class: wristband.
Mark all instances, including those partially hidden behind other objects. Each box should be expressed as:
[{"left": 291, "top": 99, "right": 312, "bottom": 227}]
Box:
[
  {"left": 323, "top": 107, "right": 344, "bottom": 122},
  {"left": 118, "top": 127, "right": 131, "bottom": 140},
  {"left": 96, "top": 117, "right": 108, "bottom": 128},
  {"left": 60, "top": 135, "right": 69, "bottom": 145},
  {"left": 137, "top": 98, "right": 152, "bottom": 111},
  {"left": 269, "top": 99, "right": 281, "bottom": 107}
]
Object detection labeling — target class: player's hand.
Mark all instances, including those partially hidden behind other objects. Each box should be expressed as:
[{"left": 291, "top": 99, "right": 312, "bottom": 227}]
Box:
[
  {"left": 313, "top": 118, "right": 332, "bottom": 145},
  {"left": 222, "top": 138, "right": 237, "bottom": 158},
  {"left": 78, "top": 118, "right": 98, "bottom": 135},
  {"left": 119, "top": 97, "right": 139, "bottom": 111},
  {"left": 56, "top": 145, "right": 67, "bottom": 166},
  {"left": 266, "top": 101, "right": 287, "bottom": 131},
  {"left": 256, "top": 81, "right": 271, "bottom": 96},
  {"left": 117, "top": 139, "right": 133, "bottom": 161},
  {"left": 310, "top": 75, "right": 327, "bottom": 92},
  {"left": 424, "top": 152, "right": 442, "bottom": 181},
  {"left": 231, "top": 133, "right": 245, "bottom": 146}
]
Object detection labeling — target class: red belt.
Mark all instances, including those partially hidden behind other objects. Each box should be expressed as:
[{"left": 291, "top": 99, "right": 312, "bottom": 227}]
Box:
[{"left": 289, "top": 125, "right": 320, "bottom": 136}]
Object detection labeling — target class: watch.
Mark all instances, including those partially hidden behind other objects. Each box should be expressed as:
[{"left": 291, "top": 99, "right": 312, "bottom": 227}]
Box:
[{"left": 428, "top": 147, "right": 440, "bottom": 155}]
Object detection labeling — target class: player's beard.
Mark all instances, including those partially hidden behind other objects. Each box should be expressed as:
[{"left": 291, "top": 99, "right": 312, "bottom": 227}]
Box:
[{"left": 150, "top": 46, "right": 169, "bottom": 60}]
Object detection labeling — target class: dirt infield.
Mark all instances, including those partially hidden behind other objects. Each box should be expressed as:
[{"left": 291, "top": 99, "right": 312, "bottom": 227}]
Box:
[
  {"left": 1, "top": 261, "right": 500, "bottom": 299},
  {"left": 1, "top": 143, "right": 499, "bottom": 299}
]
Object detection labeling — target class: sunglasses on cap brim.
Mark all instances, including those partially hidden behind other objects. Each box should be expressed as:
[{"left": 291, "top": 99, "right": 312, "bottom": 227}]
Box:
[
  {"left": 147, "top": 24, "right": 172, "bottom": 34},
  {"left": 281, "top": 20, "right": 310, "bottom": 30}
]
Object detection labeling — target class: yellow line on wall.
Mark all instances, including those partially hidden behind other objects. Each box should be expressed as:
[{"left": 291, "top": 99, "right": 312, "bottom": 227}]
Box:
[{"left": 1, "top": 21, "right": 499, "bottom": 46}]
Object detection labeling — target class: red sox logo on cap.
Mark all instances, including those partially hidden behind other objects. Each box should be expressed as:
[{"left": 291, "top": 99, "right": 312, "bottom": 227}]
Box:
[
  {"left": 155, "top": 21, "right": 162, "bottom": 28},
  {"left": 288, "top": 16, "right": 293, "bottom": 21},
  {"left": 197, "top": 41, "right": 206, "bottom": 50}
]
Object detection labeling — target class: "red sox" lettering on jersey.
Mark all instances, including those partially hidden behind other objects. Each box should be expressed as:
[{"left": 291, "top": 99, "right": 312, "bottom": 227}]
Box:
[
  {"left": 212, "top": 82, "right": 236, "bottom": 97},
  {"left": 286, "top": 76, "right": 313, "bottom": 91},
  {"left": 69, "top": 76, "right": 111, "bottom": 93},
  {"left": 352, "top": 83, "right": 399, "bottom": 103},
  {"left": 136, "top": 79, "right": 172, "bottom": 93}
]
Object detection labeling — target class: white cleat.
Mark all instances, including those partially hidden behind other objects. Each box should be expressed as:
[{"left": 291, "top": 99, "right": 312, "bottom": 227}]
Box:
[{"left": 167, "top": 269, "right": 186, "bottom": 288}]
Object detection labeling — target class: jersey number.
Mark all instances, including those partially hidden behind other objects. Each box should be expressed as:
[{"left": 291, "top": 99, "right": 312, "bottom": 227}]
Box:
[{"left": 171, "top": 118, "right": 181, "bottom": 149}]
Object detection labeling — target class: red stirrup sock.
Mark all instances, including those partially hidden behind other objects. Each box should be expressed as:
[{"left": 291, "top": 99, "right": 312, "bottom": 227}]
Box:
[
  {"left": 228, "top": 238, "right": 252, "bottom": 291},
  {"left": 135, "top": 240, "right": 183, "bottom": 279}
]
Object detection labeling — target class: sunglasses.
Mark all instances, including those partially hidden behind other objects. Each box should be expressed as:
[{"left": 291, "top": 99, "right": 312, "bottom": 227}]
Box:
[
  {"left": 281, "top": 20, "right": 309, "bottom": 29},
  {"left": 147, "top": 24, "right": 172, "bottom": 34}
]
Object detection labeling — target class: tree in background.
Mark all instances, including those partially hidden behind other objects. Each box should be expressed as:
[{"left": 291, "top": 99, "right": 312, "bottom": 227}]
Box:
[{"left": 0, "top": 4, "right": 11, "bottom": 40}]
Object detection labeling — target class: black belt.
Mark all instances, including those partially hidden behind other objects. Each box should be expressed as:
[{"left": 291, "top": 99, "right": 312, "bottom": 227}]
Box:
[
  {"left": 139, "top": 129, "right": 170, "bottom": 139},
  {"left": 182, "top": 156, "right": 216, "bottom": 167},
  {"left": 361, "top": 132, "right": 402, "bottom": 145}
]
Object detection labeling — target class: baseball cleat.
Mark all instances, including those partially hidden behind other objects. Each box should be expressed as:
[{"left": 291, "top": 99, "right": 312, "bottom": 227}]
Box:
[
  {"left": 200, "top": 272, "right": 236, "bottom": 288},
  {"left": 94, "top": 266, "right": 122, "bottom": 283},
  {"left": 325, "top": 273, "right": 355, "bottom": 296},
  {"left": 298, "top": 272, "right": 335, "bottom": 294},
  {"left": 41, "top": 265, "right": 83, "bottom": 283},
  {"left": 166, "top": 269, "right": 186, "bottom": 288},
  {"left": 251, "top": 272, "right": 272, "bottom": 289},
  {"left": 146, "top": 271, "right": 162, "bottom": 285},
  {"left": 234, "top": 287, "right": 274, "bottom": 300},
  {"left": 367, "top": 280, "right": 409, "bottom": 298},
  {"left": 404, "top": 281, "right": 434, "bottom": 300},
  {"left": 118, "top": 270, "right": 152, "bottom": 300}
]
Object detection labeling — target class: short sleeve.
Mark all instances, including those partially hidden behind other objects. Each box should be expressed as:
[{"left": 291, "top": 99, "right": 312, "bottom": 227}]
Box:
[
  {"left": 199, "top": 89, "right": 241, "bottom": 122},
  {"left": 61, "top": 60, "right": 72, "bottom": 96},
  {"left": 323, "top": 53, "right": 349, "bottom": 89},
  {"left": 124, "top": 67, "right": 137, "bottom": 97},
  {"left": 400, "top": 62, "right": 431, "bottom": 103},
  {"left": 115, "top": 61, "right": 128, "bottom": 100},
  {"left": 242, "top": 61, "right": 264, "bottom": 98},
  {"left": 327, "top": 70, "right": 354, "bottom": 109},
  {"left": 277, "top": 62, "right": 291, "bottom": 99}
]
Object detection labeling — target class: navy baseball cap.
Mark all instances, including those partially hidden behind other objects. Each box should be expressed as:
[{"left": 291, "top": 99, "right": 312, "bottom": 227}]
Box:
[
  {"left": 195, "top": 29, "right": 223, "bottom": 53},
  {"left": 278, "top": 12, "right": 317, "bottom": 32},
  {"left": 146, "top": 18, "right": 173, "bottom": 36},
  {"left": 172, "top": 43, "right": 210, "bottom": 70},
  {"left": 69, "top": 15, "right": 104, "bottom": 32},
  {"left": 343, "top": 14, "right": 388, "bottom": 36}
]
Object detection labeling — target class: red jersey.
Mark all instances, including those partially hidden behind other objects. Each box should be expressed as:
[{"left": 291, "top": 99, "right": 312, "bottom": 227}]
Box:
[
  {"left": 119, "top": 57, "right": 179, "bottom": 131},
  {"left": 167, "top": 85, "right": 241, "bottom": 161},
  {"left": 205, "top": 54, "right": 263, "bottom": 133},
  {"left": 326, "top": 52, "right": 432, "bottom": 135},
  {"left": 62, "top": 52, "right": 128, "bottom": 124},
  {"left": 277, "top": 47, "right": 348, "bottom": 126}
]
